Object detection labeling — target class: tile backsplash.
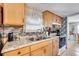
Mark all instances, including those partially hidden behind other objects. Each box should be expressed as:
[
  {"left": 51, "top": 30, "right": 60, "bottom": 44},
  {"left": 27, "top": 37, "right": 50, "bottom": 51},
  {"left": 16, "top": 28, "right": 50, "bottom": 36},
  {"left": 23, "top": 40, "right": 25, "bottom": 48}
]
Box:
[
  {"left": 0, "top": 26, "right": 23, "bottom": 44},
  {"left": 3, "top": 26, "right": 23, "bottom": 36}
]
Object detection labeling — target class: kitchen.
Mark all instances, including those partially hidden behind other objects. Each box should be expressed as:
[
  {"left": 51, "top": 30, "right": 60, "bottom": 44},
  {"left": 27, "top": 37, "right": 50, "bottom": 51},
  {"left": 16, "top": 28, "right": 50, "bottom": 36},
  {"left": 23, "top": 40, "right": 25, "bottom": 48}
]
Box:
[{"left": 0, "top": 3, "right": 78, "bottom": 56}]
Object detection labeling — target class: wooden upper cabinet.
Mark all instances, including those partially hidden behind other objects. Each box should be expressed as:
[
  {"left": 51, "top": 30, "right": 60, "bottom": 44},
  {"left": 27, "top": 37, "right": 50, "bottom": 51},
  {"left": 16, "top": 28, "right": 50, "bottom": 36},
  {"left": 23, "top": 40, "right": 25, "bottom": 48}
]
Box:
[
  {"left": 3, "top": 3, "right": 24, "bottom": 26},
  {"left": 43, "top": 11, "right": 48, "bottom": 26},
  {"left": 0, "top": 3, "right": 3, "bottom": 25},
  {"left": 0, "top": 6, "right": 2, "bottom": 25},
  {"left": 43, "top": 11, "right": 53, "bottom": 27},
  {"left": 43, "top": 10, "right": 62, "bottom": 26},
  {"left": 55, "top": 15, "right": 62, "bottom": 24}
]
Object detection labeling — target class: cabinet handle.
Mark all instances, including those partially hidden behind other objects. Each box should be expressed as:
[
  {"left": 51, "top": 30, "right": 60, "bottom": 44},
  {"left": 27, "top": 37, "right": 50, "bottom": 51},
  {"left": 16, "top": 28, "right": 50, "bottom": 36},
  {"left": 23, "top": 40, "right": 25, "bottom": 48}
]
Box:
[
  {"left": 44, "top": 49, "right": 46, "bottom": 53},
  {"left": 18, "top": 51, "right": 21, "bottom": 54}
]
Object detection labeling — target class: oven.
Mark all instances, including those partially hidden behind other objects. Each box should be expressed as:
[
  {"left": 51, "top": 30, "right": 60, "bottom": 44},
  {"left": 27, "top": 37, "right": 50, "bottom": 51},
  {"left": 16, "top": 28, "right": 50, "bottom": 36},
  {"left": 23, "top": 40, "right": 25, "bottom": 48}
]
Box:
[{"left": 59, "top": 37, "right": 66, "bottom": 49}]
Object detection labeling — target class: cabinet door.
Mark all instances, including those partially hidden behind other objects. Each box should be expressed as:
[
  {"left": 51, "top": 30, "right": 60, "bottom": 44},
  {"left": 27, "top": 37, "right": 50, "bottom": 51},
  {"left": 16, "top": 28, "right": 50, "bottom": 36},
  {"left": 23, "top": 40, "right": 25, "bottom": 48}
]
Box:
[
  {"left": 52, "top": 14, "right": 56, "bottom": 23},
  {"left": 31, "top": 48, "right": 44, "bottom": 56},
  {"left": 42, "top": 46, "right": 49, "bottom": 56},
  {"left": 31, "top": 45, "right": 49, "bottom": 56},
  {"left": 0, "top": 6, "right": 2, "bottom": 25},
  {"left": 43, "top": 11, "right": 53, "bottom": 27},
  {"left": 3, "top": 49, "right": 19, "bottom": 56},
  {"left": 3, "top": 3, "right": 24, "bottom": 26},
  {"left": 58, "top": 17, "right": 62, "bottom": 24},
  {"left": 48, "top": 40, "right": 53, "bottom": 56},
  {"left": 43, "top": 12, "right": 49, "bottom": 26},
  {"left": 52, "top": 40, "right": 59, "bottom": 56}
]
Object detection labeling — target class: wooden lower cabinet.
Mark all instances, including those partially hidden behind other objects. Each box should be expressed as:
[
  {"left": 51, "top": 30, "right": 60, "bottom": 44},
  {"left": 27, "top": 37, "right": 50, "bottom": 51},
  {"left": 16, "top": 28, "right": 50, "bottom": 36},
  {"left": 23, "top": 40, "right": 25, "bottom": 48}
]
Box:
[
  {"left": 3, "top": 49, "right": 19, "bottom": 56},
  {"left": 31, "top": 48, "right": 44, "bottom": 56},
  {"left": 22, "top": 53, "right": 30, "bottom": 56},
  {"left": 31, "top": 46, "right": 49, "bottom": 56},
  {"left": 52, "top": 39, "right": 59, "bottom": 56},
  {"left": 31, "top": 39, "right": 59, "bottom": 56},
  {"left": 2, "top": 46, "right": 30, "bottom": 56},
  {"left": 2, "top": 39, "right": 59, "bottom": 56},
  {"left": 42, "top": 46, "right": 49, "bottom": 56},
  {"left": 48, "top": 39, "right": 53, "bottom": 56},
  {"left": 30, "top": 41, "right": 49, "bottom": 56}
]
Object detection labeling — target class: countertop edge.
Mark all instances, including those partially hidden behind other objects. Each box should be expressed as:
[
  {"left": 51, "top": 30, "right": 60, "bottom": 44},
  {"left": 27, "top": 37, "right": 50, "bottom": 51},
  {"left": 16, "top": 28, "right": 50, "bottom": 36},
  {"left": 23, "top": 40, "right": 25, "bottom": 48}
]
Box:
[{"left": 1, "top": 36, "right": 59, "bottom": 54}]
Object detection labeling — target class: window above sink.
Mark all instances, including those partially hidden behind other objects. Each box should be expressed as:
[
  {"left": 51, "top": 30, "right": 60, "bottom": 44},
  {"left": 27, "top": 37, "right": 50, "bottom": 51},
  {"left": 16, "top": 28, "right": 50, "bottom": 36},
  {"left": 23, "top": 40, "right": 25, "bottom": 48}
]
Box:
[{"left": 24, "top": 6, "right": 43, "bottom": 32}]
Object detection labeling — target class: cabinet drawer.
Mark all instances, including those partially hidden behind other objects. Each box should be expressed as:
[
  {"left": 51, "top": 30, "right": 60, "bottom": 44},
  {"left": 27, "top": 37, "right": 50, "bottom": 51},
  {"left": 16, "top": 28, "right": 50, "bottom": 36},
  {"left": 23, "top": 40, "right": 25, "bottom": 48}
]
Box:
[
  {"left": 31, "top": 41, "right": 48, "bottom": 51},
  {"left": 22, "top": 53, "right": 30, "bottom": 56},
  {"left": 3, "top": 49, "right": 19, "bottom": 56},
  {"left": 17, "top": 46, "right": 30, "bottom": 56},
  {"left": 3, "top": 46, "right": 30, "bottom": 56}
]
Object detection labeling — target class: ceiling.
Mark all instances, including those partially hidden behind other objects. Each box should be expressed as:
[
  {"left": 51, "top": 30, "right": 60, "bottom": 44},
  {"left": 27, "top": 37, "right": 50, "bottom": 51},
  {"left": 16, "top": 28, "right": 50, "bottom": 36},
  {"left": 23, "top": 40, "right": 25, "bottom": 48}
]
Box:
[{"left": 27, "top": 3, "right": 79, "bottom": 17}]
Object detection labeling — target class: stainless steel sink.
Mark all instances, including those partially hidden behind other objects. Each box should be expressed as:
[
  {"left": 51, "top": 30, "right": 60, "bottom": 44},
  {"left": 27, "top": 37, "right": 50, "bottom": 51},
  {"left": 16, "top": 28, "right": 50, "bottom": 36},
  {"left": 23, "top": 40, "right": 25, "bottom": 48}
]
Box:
[
  {"left": 28, "top": 36, "right": 49, "bottom": 41},
  {"left": 29, "top": 38, "right": 39, "bottom": 41}
]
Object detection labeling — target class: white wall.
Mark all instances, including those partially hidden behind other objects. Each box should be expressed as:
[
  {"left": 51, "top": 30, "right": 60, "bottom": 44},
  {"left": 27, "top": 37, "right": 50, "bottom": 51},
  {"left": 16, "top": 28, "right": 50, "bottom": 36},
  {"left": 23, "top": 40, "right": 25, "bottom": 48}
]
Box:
[
  {"left": 68, "top": 14, "right": 79, "bottom": 23},
  {"left": 67, "top": 14, "right": 79, "bottom": 42}
]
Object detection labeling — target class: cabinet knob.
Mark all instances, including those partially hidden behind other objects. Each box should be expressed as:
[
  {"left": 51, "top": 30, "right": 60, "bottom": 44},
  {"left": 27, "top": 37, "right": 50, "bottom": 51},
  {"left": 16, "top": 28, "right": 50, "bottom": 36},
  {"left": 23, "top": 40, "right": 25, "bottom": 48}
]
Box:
[
  {"left": 44, "top": 49, "right": 46, "bottom": 53},
  {"left": 18, "top": 51, "right": 21, "bottom": 54}
]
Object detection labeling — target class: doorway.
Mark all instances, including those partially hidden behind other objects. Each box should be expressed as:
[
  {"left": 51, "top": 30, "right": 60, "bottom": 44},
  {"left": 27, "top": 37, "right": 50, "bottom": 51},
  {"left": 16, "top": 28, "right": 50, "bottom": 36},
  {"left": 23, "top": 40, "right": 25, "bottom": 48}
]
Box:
[{"left": 67, "top": 23, "right": 78, "bottom": 49}]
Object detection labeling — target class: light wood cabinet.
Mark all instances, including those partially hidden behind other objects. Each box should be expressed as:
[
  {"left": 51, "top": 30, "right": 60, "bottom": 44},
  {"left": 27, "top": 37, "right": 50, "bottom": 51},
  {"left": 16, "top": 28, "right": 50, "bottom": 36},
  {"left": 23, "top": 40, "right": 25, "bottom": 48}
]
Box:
[
  {"left": 55, "top": 15, "right": 62, "bottom": 24},
  {"left": 42, "top": 45, "right": 49, "bottom": 56},
  {"left": 3, "top": 3, "right": 24, "bottom": 26},
  {"left": 31, "top": 48, "right": 44, "bottom": 56},
  {"left": 31, "top": 39, "right": 59, "bottom": 56},
  {"left": 52, "top": 39, "right": 59, "bottom": 56},
  {"left": 22, "top": 53, "right": 30, "bottom": 56},
  {"left": 2, "top": 46, "right": 30, "bottom": 56},
  {"left": 3, "top": 49, "right": 19, "bottom": 56},
  {"left": 48, "top": 39, "right": 53, "bottom": 56},
  {"left": 2, "top": 38, "right": 59, "bottom": 56},
  {"left": 0, "top": 6, "right": 2, "bottom": 25},
  {"left": 43, "top": 10, "right": 62, "bottom": 26},
  {"left": 31, "top": 45, "right": 49, "bottom": 56},
  {"left": 30, "top": 41, "right": 49, "bottom": 56},
  {"left": 43, "top": 11, "right": 53, "bottom": 27},
  {"left": 31, "top": 41, "right": 48, "bottom": 51}
]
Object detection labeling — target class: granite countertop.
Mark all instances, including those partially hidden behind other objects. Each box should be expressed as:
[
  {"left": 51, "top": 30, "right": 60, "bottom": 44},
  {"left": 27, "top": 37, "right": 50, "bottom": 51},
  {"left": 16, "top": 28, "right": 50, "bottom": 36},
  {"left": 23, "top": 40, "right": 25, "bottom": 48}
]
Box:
[{"left": 1, "top": 36, "right": 59, "bottom": 53}]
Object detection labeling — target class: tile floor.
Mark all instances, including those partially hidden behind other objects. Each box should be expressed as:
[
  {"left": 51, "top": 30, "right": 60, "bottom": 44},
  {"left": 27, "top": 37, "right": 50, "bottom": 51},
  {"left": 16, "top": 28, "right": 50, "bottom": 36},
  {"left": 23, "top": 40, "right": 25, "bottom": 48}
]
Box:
[{"left": 61, "top": 44, "right": 79, "bottom": 56}]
